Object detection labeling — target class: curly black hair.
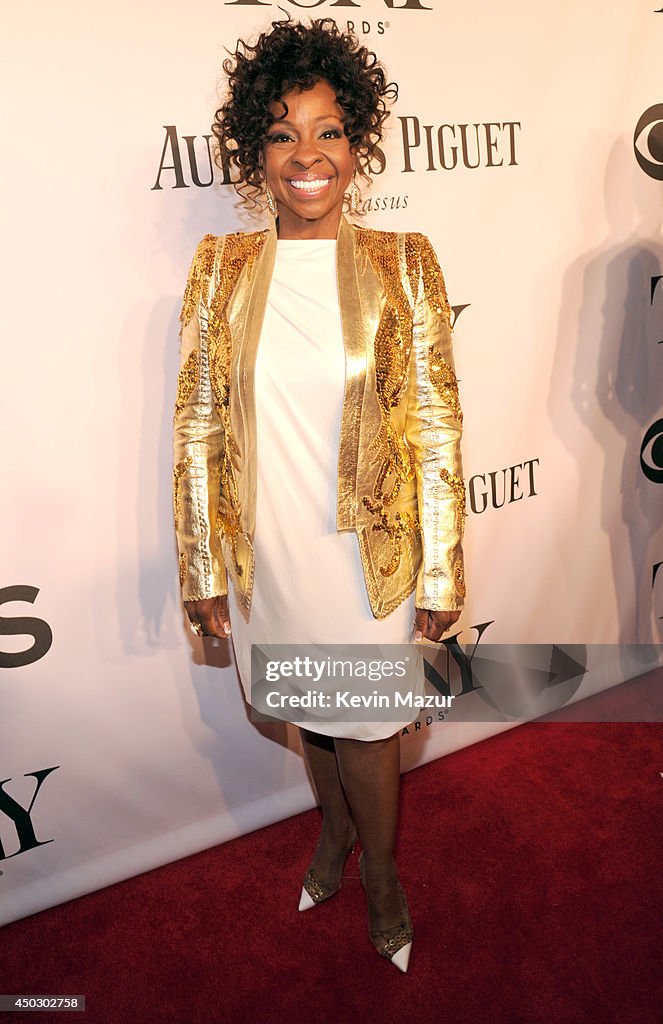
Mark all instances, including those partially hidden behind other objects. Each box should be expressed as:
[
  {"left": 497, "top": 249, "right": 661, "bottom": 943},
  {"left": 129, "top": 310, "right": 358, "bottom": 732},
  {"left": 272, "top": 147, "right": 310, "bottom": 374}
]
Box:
[{"left": 212, "top": 16, "right": 398, "bottom": 209}]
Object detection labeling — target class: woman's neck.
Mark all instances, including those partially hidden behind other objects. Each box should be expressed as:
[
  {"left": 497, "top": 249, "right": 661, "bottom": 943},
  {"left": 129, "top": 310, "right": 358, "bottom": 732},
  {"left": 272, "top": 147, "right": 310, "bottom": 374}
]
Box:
[{"left": 275, "top": 208, "right": 342, "bottom": 240}]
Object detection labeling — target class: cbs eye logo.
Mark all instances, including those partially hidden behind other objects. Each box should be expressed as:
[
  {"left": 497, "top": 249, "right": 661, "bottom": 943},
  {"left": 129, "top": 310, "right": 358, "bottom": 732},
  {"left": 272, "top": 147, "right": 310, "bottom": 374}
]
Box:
[
  {"left": 641, "top": 418, "right": 663, "bottom": 484},
  {"left": 634, "top": 104, "right": 663, "bottom": 180}
]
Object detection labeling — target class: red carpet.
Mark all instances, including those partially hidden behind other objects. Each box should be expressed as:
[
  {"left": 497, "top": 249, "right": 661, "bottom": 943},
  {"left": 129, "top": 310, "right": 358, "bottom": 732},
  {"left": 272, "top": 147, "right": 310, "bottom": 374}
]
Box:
[{"left": 2, "top": 673, "right": 662, "bottom": 1024}]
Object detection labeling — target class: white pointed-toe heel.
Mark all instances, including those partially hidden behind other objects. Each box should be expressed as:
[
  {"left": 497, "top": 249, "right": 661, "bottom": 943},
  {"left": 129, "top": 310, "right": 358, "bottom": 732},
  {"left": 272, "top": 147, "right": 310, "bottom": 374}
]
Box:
[
  {"left": 298, "top": 872, "right": 330, "bottom": 912},
  {"left": 359, "top": 851, "right": 414, "bottom": 973},
  {"left": 390, "top": 940, "right": 412, "bottom": 974},
  {"left": 298, "top": 885, "right": 318, "bottom": 912},
  {"left": 298, "top": 833, "right": 357, "bottom": 912}
]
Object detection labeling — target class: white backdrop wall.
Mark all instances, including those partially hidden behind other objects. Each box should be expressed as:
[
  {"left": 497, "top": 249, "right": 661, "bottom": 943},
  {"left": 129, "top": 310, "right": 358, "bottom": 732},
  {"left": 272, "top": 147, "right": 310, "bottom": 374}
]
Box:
[{"left": 1, "top": 1, "right": 661, "bottom": 926}]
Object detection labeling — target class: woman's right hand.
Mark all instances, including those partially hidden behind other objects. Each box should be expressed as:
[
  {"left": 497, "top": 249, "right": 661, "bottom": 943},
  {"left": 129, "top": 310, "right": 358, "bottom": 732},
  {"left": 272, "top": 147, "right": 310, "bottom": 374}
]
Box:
[{"left": 184, "top": 595, "right": 232, "bottom": 638}]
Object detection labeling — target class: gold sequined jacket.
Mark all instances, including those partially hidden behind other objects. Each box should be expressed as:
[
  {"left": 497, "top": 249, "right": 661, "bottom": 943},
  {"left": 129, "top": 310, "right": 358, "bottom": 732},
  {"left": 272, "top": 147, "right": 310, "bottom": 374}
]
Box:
[{"left": 173, "top": 214, "right": 466, "bottom": 619}]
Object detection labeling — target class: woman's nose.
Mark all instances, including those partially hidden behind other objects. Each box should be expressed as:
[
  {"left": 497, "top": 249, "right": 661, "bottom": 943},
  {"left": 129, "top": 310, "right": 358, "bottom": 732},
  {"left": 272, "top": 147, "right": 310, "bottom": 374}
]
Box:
[{"left": 291, "top": 137, "right": 323, "bottom": 167}]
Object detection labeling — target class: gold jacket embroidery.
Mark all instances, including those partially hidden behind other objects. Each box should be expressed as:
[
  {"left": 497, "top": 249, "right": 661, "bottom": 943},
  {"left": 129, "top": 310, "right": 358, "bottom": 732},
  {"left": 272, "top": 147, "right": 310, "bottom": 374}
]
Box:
[{"left": 173, "top": 215, "right": 466, "bottom": 619}]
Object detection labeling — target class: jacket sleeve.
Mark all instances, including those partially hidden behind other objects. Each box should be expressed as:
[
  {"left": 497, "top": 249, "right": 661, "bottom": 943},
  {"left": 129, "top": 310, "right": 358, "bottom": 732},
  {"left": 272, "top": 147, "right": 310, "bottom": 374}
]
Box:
[
  {"left": 404, "top": 233, "right": 466, "bottom": 611},
  {"left": 172, "top": 235, "right": 228, "bottom": 601}
]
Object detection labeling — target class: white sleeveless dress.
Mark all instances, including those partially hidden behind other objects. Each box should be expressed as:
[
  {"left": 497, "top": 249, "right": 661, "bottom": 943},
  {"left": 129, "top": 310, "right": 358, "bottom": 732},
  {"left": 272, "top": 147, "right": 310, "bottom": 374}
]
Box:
[{"left": 227, "top": 238, "right": 424, "bottom": 740}]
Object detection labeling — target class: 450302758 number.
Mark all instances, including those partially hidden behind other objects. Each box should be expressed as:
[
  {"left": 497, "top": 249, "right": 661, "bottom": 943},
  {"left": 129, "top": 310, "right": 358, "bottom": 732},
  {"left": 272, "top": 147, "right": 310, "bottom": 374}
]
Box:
[{"left": 0, "top": 995, "right": 85, "bottom": 1012}]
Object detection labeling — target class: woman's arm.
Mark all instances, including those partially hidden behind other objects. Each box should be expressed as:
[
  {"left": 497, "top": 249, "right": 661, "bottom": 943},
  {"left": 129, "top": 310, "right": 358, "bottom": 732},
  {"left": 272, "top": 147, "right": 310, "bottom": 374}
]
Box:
[
  {"left": 173, "top": 236, "right": 231, "bottom": 636},
  {"left": 404, "top": 234, "right": 466, "bottom": 639}
]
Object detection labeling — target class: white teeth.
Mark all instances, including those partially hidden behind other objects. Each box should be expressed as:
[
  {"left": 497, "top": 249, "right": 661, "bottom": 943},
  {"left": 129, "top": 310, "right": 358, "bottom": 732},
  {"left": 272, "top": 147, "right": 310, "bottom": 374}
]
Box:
[{"left": 289, "top": 179, "right": 331, "bottom": 192}]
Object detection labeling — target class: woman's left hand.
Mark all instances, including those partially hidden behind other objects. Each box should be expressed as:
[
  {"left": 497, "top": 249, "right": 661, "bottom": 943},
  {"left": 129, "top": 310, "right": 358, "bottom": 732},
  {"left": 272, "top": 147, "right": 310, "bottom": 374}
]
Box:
[{"left": 414, "top": 607, "right": 461, "bottom": 643}]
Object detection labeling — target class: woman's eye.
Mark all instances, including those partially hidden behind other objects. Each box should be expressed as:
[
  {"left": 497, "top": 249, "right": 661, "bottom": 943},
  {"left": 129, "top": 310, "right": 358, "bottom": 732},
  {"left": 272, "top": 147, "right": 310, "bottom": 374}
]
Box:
[
  {"left": 267, "top": 133, "right": 291, "bottom": 144},
  {"left": 321, "top": 129, "right": 342, "bottom": 139}
]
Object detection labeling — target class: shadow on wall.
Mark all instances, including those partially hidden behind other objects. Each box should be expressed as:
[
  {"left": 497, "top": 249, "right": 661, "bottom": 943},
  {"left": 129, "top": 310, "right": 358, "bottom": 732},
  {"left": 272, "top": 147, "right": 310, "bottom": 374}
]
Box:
[{"left": 550, "top": 139, "right": 663, "bottom": 650}]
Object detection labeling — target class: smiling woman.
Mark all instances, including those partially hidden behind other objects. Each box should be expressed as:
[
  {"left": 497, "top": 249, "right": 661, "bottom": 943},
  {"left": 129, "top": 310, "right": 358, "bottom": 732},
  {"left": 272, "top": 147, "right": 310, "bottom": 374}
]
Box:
[
  {"left": 212, "top": 17, "right": 396, "bottom": 220},
  {"left": 262, "top": 80, "right": 355, "bottom": 238},
  {"left": 173, "top": 16, "right": 467, "bottom": 974}
]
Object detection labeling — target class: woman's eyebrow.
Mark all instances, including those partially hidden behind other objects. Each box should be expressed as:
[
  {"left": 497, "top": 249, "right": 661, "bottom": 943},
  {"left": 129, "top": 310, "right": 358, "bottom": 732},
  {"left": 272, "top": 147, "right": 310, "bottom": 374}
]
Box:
[{"left": 270, "top": 114, "right": 343, "bottom": 128}]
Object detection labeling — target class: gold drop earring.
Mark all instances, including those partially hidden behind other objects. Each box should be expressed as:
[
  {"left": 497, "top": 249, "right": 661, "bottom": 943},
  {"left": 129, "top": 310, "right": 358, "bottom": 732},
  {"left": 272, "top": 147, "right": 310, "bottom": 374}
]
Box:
[
  {"left": 350, "top": 173, "right": 361, "bottom": 215},
  {"left": 265, "top": 181, "right": 277, "bottom": 218}
]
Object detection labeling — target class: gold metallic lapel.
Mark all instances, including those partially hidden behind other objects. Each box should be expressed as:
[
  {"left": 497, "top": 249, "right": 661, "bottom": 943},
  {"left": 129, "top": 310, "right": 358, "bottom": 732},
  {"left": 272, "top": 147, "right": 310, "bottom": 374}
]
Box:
[{"left": 336, "top": 215, "right": 370, "bottom": 529}]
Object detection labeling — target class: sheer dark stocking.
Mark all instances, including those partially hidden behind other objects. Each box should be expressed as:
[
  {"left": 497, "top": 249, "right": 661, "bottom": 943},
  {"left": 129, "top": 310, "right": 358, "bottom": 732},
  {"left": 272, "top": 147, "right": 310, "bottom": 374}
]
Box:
[
  {"left": 334, "top": 731, "right": 408, "bottom": 947},
  {"left": 300, "top": 728, "right": 357, "bottom": 893}
]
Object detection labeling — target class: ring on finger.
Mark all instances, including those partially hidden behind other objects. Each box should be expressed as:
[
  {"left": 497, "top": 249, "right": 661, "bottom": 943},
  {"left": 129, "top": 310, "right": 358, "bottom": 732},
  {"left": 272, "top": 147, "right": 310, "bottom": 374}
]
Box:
[{"left": 190, "top": 620, "right": 204, "bottom": 637}]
